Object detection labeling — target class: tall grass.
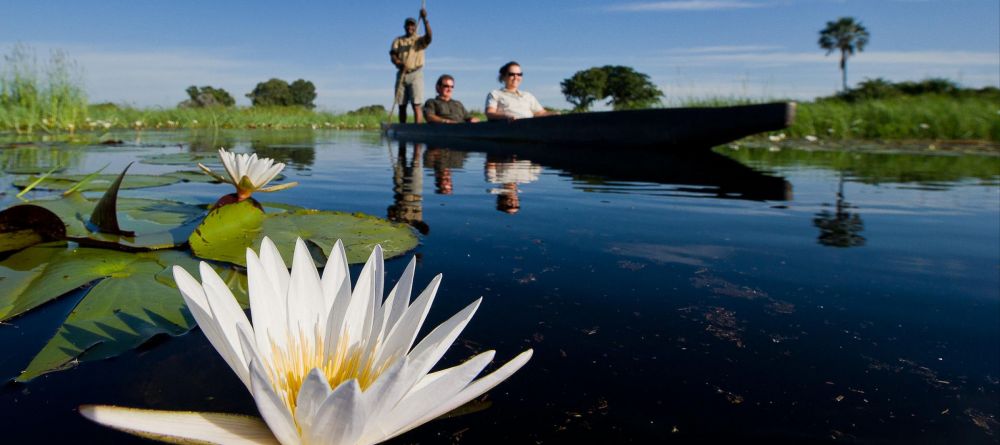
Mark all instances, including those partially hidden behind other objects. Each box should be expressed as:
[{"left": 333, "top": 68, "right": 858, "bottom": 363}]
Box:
[
  {"left": 84, "top": 105, "right": 389, "bottom": 131},
  {"left": 789, "top": 95, "right": 999, "bottom": 141},
  {"left": 0, "top": 43, "right": 88, "bottom": 133}
]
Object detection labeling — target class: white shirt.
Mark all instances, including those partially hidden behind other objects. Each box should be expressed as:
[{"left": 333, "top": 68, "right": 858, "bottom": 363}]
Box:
[{"left": 485, "top": 89, "right": 543, "bottom": 119}]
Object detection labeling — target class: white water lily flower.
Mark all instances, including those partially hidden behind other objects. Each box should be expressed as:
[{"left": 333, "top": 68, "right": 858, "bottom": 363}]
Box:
[
  {"left": 81, "top": 237, "right": 533, "bottom": 444},
  {"left": 199, "top": 148, "right": 299, "bottom": 200}
]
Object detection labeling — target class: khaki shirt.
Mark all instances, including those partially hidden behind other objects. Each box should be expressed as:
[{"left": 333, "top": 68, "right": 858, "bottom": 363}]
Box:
[
  {"left": 423, "top": 97, "right": 469, "bottom": 122},
  {"left": 485, "top": 89, "right": 543, "bottom": 119},
  {"left": 391, "top": 34, "right": 429, "bottom": 71}
]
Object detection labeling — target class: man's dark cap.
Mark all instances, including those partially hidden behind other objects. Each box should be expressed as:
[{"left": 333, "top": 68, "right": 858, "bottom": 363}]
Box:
[{"left": 405, "top": 17, "right": 417, "bottom": 25}]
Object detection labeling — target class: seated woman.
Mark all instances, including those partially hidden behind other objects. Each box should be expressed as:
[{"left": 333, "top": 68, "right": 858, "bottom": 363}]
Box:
[{"left": 485, "top": 61, "right": 558, "bottom": 121}]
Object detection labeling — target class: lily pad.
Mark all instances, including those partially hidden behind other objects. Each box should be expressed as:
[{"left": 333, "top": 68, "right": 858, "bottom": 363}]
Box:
[
  {"left": 22, "top": 193, "right": 206, "bottom": 250},
  {"left": 188, "top": 200, "right": 266, "bottom": 265},
  {"left": 12, "top": 173, "right": 181, "bottom": 191},
  {"left": 138, "top": 152, "right": 222, "bottom": 166},
  {"left": 163, "top": 170, "right": 223, "bottom": 183},
  {"left": 0, "top": 206, "right": 66, "bottom": 253},
  {"left": 190, "top": 203, "right": 418, "bottom": 266},
  {"left": 3, "top": 245, "right": 249, "bottom": 382}
]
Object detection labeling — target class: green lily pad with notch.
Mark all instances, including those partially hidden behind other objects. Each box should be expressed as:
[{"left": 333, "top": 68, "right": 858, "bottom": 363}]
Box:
[
  {"left": 190, "top": 203, "right": 418, "bottom": 266},
  {"left": 138, "top": 152, "right": 223, "bottom": 166},
  {"left": 4, "top": 245, "right": 249, "bottom": 382},
  {"left": 22, "top": 192, "right": 206, "bottom": 250},
  {"left": 188, "top": 200, "right": 266, "bottom": 265},
  {"left": 12, "top": 173, "right": 181, "bottom": 191}
]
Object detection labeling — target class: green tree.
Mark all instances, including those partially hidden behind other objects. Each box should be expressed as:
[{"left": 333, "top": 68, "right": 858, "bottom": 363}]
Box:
[
  {"left": 246, "top": 78, "right": 292, "bottom": 106},
  {"left": 181, "top": 85, "right": 235, "bottom": 108},
  {"left": 289, "top": 79, "right": 317, "bottom": 109},
  {"left": 560, "top": 67, "right": 607, "bottom": 112},
  {"left": 819, "top": 17, "right": 870, "bottom": 91},
  {"left": 603, "top": 66, "right": 662, "bottom": 110},
  {"left": 560, "top": 65, "right": 662, "bottom": 112}
]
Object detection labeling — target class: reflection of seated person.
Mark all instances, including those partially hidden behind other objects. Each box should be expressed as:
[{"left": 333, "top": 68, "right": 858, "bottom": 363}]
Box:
[
  {"left": 423, "top": 74, "right": 479, "bottom": 124},
  {"left": 485, "top": 158, "right": 542, "bottom": 214},
  {"left": 495, "top": 183, "right": 520, "bottom": 214}
]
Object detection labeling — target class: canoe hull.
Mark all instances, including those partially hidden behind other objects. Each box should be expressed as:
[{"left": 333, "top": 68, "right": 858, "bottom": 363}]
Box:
[{"left": 384, "top": 102, "right": 795, "bottom": 148}]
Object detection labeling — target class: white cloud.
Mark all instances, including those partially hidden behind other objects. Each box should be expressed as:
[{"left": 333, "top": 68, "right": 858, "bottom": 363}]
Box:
[{"left": 607, "top": 1, "right": 769, "bottom": 12}]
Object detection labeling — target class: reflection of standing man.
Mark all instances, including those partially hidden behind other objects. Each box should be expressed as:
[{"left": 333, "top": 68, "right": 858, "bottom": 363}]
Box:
[
  {"left": 390, "top": 8, "right": 432, "bottom": 124},
  {"left": 388, "top": 142, "right": 429, "bottom": 234}
]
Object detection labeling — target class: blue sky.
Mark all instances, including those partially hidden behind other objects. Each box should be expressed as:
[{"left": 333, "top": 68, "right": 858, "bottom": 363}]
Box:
[{"left": 2, "top": 0, "right": 997, "bottom": 112}]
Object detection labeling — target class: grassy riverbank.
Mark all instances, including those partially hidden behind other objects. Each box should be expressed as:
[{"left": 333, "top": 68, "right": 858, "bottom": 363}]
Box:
[{"left": 4, "top": 96, "right": 997, "bottom": 140}]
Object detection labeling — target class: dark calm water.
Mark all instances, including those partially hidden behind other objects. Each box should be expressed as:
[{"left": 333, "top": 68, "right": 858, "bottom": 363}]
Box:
[{"left": 1, "top": 130, "right": 998, "bottom": 444}]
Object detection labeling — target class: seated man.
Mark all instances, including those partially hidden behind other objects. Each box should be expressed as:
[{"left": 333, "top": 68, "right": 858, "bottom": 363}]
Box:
[{"left": 423, "top": 74, "right": 479, "bottom": 124}]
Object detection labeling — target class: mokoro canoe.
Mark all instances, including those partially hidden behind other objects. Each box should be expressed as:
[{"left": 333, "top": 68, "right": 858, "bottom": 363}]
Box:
[{"left": 384, "top": 102, "right": 795, "bottom": 148}]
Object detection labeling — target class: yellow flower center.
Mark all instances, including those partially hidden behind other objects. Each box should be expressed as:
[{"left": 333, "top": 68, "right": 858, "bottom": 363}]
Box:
[{"left": 264, "top": 327, "right": 395, "bottom": 417}]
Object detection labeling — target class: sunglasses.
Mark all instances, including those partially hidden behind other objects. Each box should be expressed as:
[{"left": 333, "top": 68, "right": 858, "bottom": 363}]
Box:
[
  {"left": 439, "top": 84, "right": 455, "bottom": 89},
  {"left": 506, "top": 72, "right": 524, "bottom": 77}
]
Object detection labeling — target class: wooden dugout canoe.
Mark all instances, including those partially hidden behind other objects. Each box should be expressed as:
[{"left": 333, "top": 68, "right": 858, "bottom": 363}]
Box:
[{"left": 384, "top": 102, "right": 795, "bottom": 148}]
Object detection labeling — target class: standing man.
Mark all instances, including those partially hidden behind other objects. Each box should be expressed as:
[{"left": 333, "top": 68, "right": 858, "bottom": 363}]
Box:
[
  {"left": 390, "top": 8, "right": 431, "bottom": 124},
  {"left": 424, "top": 74, "right": 480, "bottom": 124}
]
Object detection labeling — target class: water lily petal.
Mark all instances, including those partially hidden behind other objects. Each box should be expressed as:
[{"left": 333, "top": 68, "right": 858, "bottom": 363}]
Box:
[
  {"left": 259, "top": 237, "right": 291, "bottom": 298},
  {"left": 320, "top": 239, "right": 350, "bottom": 312},
  {"left": 257, "top": 182, "right": 299, "bottom": 193},
  {"left": 390, "top": 349, "right": 534, "bottom": 440},
  {"left": 358, "top": 357, "right": 409, "bottom": 424},
  {"left": 287, "top": 238, "right": 325, "bottom": 337},
  {"left": 343, "top": 246, "right": 383, "bottom": 350},
  {"left": 294, "top": 368, "right": 333, "bottom": 435},
  {"left": 198, "top": 163, "right": 234, "bottom": 185},
  {"left": 173, "top": 265, "right": 251, "bottom": 389},
  {"left": 258, "top": 237, "right": 291, "bottom": 350},
  {"left": 396, "top": 286, "right": 473, "bottom": 383},
  {"left": 219, "top": 149, "right": 239, "bottom": 185},
  {"left": 249, "top": 359, "right": 301, "bottom": 445},
  {"left": 375, "top": 274, "right": 441, "bottom": 367},
  {"left": 322, "top": 241, "right": 353, "bottom": 356},
  {"left": 409, "top": 350, "right": 495, "bottom": 398},
  {"left": 246, "top": 157, "right": 274, "bottom": 187},
  {"left": 376, "top": 256, "right": 416, "bottom": 345},
  {"left": 304, "top": 380, "right": 367, "bottom": 445},
  {"left": 80, "top": 405, "right": 279, "bottom": 445},
  {"left": 247, "top": 247, "right": 286, "bottom": 360},
  {"left": 199, "top": 262, "right": 253, "bottom": 373},
  {"left": 373, "top": 351, "right": 496, "bottom": 441}
]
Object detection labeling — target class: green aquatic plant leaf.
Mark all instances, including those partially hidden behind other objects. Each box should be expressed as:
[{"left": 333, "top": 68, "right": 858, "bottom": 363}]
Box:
[
  {"left": 15, "top": 164, "right": 60, "bottom": 199},
  {"left": 188, "top": 200, "right": 266, "bottom": 265},
  {"left": 189, "top": 205, "right": 418, "bottom": 266},
  {"left": 23, "top": 193, "right": 205, "bottom": 250},
  {"left": 91, "top": 162, "right": 134, "bottom": 236},
  {"left": 12, "top": 173, "right": 181, "bottom": 192},
  {"left": 0, "top": 206, "right": 66, "bottom": 253},
  {"left": 4, "top": 246, "right": 249, "bottom": 382},
  {"left": 62, "top": 163, "right": 110, "bottom": 195}
]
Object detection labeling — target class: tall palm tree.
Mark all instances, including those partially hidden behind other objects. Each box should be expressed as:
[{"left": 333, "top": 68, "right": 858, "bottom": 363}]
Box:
[{"left": 818, "top": 17, "right": 870, "bottom": 91}]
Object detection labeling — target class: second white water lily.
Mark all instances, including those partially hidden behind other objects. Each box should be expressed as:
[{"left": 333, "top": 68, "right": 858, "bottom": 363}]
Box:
[
  {"left": 199, "top": 148, "right": 298, "bottom": 200},
  {"left": 82, "top": 237, "right": 532, "bottom": 444}
]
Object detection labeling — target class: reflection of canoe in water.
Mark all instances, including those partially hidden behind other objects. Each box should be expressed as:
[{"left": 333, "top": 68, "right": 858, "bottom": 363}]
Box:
[
  {"left": 384, "top": 102, "right": 795, "bottom": 148},
  {"left": 421, "top": 139, "right": 793, "bottom": 201}
]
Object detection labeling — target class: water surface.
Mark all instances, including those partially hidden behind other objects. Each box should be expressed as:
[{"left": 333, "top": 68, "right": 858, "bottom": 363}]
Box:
[{"left": 1, "top": 130, "right": 997, "bottom": 444}]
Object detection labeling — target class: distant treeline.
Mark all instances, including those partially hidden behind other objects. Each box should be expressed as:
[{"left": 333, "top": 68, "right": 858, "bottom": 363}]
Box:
[{"left": 821, "top": 77, "right": 1000, "bottom": 103}]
